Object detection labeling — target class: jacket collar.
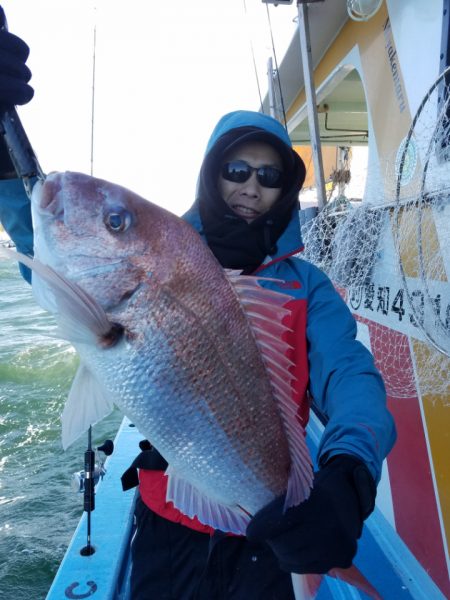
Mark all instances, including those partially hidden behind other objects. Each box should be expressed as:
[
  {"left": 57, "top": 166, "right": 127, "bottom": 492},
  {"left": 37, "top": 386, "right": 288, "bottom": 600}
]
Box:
[{"left": 182, "top": 202, "right": 303, "bottom": 269}]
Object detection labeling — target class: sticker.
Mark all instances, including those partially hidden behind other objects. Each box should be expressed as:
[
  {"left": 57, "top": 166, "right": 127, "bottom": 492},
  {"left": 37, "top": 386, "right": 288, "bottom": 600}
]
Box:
[{"left": 65, "top": 581, "right": 98, "bottom": 599}]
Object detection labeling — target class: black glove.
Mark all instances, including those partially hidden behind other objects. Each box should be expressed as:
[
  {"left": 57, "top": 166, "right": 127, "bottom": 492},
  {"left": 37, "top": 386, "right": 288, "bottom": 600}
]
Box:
[
  {"left": 0, "top": 28, "right": 34, "bottom": 105},
  {"left": 246, "top": 454, "right": 376, "bottom": 574}
]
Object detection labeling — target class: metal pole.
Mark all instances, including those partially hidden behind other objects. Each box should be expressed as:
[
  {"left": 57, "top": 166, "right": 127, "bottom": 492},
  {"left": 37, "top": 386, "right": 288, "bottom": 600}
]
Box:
[
  {"left": 296, "top": 1, "right": 327, "bottom": 209},
  {"left": 267, "top": 57, "right": 277, "bottom": 119}
]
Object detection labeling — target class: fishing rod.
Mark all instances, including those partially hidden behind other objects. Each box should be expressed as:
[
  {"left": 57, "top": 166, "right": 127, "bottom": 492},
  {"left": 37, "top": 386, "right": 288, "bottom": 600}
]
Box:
[
  {"left": 0, "top": 5, "right": 45, "bottom": 197},
  {"left": 73, "top": 430, "right": 114, "bottom": 556},
  {"left": 81, "top": 427, "right": 96, "bottom": 556}
]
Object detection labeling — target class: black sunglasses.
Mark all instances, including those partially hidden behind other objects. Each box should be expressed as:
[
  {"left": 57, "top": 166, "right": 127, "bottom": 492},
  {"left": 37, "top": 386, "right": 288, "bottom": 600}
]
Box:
[{"left": 221, "top": 160, "right": 283, "bottom": 189}]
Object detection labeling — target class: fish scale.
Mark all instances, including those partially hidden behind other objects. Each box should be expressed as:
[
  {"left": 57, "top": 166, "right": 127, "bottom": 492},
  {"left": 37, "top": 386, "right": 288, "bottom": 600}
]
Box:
[
  {"left": 106, "top": 285, "right": 289, "bottom": 511},
  {"left": 86, "top": 343, "right": 279, "bottom": 513}
]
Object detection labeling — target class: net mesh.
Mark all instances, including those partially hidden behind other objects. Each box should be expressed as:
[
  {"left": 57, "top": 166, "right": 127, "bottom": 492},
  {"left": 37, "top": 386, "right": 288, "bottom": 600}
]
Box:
[{"left": 299, "top": 69, "right": 450, "bottom": 400}]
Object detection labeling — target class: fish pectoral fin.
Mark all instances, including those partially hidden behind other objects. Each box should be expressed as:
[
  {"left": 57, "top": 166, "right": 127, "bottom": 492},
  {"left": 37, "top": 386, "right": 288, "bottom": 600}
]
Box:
[
  {"left": 61, "top": 363, "right": 114, "bottom": 449},
  {"left": 1, "top": 247, "right": 114, "bottom": 345},
  {"left": 165, "top": 465, "right": 249, "bottom": 535}
]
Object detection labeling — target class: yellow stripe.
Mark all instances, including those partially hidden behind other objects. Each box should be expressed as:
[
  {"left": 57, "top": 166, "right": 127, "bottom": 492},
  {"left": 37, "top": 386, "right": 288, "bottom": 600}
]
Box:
[{"left": 412, "top": 339, "right": 450, "bottom": 552}]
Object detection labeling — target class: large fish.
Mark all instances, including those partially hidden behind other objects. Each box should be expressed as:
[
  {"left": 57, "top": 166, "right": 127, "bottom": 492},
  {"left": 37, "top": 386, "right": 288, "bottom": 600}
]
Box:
[
  {"left": 1, "top": 171, "right": 381, "bottom": 599},
  {"left": 30, "top": 171, "right": 313, "bottom": 523}
]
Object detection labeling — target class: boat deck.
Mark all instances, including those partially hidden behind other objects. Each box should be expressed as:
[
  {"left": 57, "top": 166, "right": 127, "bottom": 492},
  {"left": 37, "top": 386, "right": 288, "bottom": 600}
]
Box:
[
  {"left": 46, "top": 418, "right": 141, "bottom": 600},
  {"left": 46, "top": 415, "right": 446, "bottom": 600}
]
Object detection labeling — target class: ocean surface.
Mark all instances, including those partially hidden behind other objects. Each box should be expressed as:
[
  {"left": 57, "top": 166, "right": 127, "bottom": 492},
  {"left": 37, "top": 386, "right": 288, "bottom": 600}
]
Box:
[{"left": 0, "top": 259, "right": 123, "bottom": 600}]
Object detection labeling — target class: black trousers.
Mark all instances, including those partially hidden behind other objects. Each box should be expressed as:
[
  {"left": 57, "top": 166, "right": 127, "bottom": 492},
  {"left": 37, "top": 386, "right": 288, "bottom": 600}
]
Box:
[{"left": 130, "top": 496, "right": 295, "bottom": 600}]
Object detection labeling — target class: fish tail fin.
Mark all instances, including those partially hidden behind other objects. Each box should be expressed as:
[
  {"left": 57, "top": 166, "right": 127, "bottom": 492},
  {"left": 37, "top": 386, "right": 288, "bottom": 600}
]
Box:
[
  {"left": 291, "top": 573, "right": 323, "bottom": 599},
  {"left": 329, "top": 565, "right": 382, "bottom": 599},
  {"left": 292, "top": 566, "right": 381, "bottom": 599}
]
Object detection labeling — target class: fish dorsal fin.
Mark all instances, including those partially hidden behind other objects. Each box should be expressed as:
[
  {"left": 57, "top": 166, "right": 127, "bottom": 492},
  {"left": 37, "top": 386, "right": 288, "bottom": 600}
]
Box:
[
  {"left": 226, "top": 270, "right": 313, "bottom": 507},
  {"left": 61, "top": 363, "right": 114, "bottom": 449},
  {"left": 165, "top": 465, "right": 250, "bottom": 535}
]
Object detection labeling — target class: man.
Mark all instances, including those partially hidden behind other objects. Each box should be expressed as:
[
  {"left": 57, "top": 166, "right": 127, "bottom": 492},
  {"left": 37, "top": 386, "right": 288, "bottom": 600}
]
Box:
[{"left": 0, "top": 27, "right": 396, "bottom": 600}]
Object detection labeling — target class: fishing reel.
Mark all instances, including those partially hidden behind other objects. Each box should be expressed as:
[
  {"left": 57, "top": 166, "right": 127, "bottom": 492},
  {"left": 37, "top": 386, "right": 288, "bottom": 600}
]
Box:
[{"left": 71, "top": 439, "right": 114, "bottom": 494}]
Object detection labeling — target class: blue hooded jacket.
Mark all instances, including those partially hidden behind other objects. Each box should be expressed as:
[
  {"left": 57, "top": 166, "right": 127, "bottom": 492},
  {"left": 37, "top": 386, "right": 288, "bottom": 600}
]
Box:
[{"left": 184, "top": 110, "right": 396, "bottom": 482}]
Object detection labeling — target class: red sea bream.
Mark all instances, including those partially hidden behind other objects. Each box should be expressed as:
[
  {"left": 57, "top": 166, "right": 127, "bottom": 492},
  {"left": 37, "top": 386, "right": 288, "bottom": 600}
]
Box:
[{"left": 26, "top": 171, "right": 313, "bottom": 535}]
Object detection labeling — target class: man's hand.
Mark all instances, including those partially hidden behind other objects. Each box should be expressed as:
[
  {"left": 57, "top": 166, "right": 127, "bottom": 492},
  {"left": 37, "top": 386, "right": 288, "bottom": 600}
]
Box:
[
  {"left": 246, "top": 454, "right": 376, "bottom": 574},
  {"left": 0, "top": 28, "right": 34, "bottom": 106}
]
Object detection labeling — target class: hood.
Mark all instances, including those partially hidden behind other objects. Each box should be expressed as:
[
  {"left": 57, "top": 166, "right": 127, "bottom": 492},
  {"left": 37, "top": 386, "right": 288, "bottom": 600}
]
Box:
[
  {"left": 204, "top": 110, "right": 293, "bottom": 153},
  {"left": 184, "top": 110, "right": 305, "bottom": 272}
]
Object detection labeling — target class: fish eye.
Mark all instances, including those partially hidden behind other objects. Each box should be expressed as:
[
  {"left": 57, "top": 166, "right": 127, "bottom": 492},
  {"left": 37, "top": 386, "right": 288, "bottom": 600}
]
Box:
[{"left": 105, "top": 210, "right": 132, "bottom": 233}]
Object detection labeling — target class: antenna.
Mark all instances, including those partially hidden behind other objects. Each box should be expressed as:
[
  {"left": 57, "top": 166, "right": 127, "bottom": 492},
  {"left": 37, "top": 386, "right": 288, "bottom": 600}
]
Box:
[
  {"left": 90, "top": 9, "right": 97, "bottom": 176},
  {"left": 265, "top": 2, "right": 288, "bottom": 129},
  {"left": 261, "top": 0, "right": 326, "bottom": 209},
  {"left": 242, "top": 0, "right": 264, "bottom": 113}
]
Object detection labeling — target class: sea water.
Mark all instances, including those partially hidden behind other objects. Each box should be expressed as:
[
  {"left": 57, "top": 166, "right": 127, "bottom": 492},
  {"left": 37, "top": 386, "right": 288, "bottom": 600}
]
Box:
[{"left": 0, "top": 260, "right": 123, "bottom": 599}]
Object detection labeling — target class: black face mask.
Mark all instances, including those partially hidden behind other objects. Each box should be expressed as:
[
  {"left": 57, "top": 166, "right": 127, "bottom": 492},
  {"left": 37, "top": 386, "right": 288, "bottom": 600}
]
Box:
[{"left": 197, "top": 128, "right": 306, "bottom": 273}]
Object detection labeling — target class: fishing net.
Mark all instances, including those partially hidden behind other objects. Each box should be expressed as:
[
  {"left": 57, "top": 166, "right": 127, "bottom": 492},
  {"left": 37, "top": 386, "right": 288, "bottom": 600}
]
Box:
[
  {"left": 393, "top": 69, "right": 450, "bottom": 360},
  {"left": 301, "top": 196, "right": 385, "bottom": 289},
  {"left": 300, "top": 69, "right": 450, "bottom": 400}
]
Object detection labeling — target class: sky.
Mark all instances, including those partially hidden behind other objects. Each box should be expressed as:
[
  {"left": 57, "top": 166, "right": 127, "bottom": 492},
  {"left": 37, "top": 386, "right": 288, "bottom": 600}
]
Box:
[{"left": 2, "top": 0, "right": 298, "bottom": 215}]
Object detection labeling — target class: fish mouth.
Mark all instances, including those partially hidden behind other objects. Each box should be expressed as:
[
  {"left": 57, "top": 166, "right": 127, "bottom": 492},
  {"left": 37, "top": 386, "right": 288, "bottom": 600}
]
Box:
[
  {"left": 32, "top": 172, "right": 91, "bottom": 221},
  {"left": 32, "top": 173, "right": 64, "bottom": 218}
]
